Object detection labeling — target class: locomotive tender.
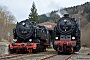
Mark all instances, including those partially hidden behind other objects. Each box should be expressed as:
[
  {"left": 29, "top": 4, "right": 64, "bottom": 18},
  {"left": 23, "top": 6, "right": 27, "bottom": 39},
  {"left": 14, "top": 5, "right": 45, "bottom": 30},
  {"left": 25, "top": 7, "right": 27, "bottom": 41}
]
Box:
[
  {"left": 53, "top": 14, "right": 81, "bottom": 53},
  {"left": 9, "top": 19, "right": 50, "bottom": 53}
]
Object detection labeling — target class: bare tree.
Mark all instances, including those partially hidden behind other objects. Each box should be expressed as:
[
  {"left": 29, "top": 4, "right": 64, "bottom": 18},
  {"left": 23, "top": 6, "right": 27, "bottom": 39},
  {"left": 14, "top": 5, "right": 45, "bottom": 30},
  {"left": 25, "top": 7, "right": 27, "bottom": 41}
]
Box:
[{"left": 0, "top": 5, "right": 16, "bottom": 42}]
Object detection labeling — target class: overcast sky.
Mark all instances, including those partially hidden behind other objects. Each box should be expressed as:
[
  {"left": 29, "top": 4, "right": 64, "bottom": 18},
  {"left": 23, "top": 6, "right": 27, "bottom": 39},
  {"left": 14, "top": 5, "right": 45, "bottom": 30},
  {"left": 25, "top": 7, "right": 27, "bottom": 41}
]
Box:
[{"left": 0, "top": 0, "right": 90, "bottom": 22}]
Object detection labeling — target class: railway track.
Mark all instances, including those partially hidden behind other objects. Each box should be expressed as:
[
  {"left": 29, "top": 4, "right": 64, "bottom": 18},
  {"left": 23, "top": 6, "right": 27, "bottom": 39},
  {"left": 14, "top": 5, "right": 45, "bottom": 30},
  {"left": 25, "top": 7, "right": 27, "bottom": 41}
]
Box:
[
  {"left": 40, "top": 54, "right": 58, "bottom": 60},
  {"left": 39, "top": 53, "right": 74, "bottom": 60},
  {"left": 0, "top": 54, "right": 23, "bottom": 59},
  {"left": 0, "top": 48, "right": 80, "bottom": 60},
  {"left": 1, "top": 52, "right": 87, "bottom": 60},
  {"left": 0, "top": 53, "right": 74, "bottom": 60},
  {"left": 64, "top": 54, "right": 74, "bottom": 60}
]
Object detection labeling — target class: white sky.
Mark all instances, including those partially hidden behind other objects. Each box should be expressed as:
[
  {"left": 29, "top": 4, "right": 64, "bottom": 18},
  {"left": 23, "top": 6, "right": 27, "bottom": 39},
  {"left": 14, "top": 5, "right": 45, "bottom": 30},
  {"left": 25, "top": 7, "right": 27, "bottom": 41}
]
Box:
[{"left": 0, "top": 0, "right": 90, "bottom": 22}]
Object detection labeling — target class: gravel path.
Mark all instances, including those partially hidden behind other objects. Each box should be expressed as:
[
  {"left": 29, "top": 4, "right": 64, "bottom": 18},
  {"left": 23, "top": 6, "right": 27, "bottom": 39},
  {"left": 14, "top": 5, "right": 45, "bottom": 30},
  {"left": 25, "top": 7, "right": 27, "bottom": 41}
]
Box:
[
  {"left": 0, "top": 42, "right": 9, "bottom": 54},
  {"left": 69, "top": 47, "right": 90, "bottom": 60},
  {"left": 69, "top": 54, "right": 90, "bottom": 60}
]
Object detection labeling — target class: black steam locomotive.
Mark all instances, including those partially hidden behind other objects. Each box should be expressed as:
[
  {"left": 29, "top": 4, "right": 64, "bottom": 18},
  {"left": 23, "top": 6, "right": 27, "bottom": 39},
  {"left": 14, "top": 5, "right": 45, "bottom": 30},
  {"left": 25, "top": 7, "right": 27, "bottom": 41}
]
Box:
[
  {"left": 9, "top": 19, "right": 50, "bottom": 53},
  {"left": 53, "top": 14, "right": 81, "bottom": 53}
]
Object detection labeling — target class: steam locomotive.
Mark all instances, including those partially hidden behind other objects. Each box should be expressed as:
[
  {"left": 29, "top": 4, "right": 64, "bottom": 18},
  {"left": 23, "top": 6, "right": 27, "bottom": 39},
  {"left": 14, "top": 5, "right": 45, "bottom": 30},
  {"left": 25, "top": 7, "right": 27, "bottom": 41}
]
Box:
[
  {"left": 53, "top": 14, "right": 81, "bottom": 53},
  {"left": 9, "top": 19, "right": 50, "bottom": 53}
]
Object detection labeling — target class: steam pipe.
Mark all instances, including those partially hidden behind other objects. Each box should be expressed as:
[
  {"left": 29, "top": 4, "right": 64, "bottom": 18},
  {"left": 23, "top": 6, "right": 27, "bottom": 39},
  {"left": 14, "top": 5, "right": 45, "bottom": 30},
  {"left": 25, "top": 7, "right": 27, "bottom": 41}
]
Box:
[
  {"left": 34, "top": 26, "right": 37, "bottom": 38},
  {"left": 78, "top": 17, "right": 80, "bottom": 30}
]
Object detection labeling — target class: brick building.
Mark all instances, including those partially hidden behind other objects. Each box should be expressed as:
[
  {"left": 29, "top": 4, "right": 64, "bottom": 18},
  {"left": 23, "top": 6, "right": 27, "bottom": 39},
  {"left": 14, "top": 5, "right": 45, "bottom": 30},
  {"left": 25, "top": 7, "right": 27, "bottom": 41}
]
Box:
[{"left": 38, "top": 22, "right": 56, "bottom": 30}]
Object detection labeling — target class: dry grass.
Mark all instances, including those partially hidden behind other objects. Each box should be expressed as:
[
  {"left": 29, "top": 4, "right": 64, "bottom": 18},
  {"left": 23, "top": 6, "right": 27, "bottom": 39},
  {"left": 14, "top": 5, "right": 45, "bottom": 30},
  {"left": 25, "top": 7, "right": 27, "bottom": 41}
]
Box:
[
  {"left": 80, "top": 47, "right": 90, "bottom": 53},
  {"left": 81, "top": 23, "right": 90, "bottom": 48}
]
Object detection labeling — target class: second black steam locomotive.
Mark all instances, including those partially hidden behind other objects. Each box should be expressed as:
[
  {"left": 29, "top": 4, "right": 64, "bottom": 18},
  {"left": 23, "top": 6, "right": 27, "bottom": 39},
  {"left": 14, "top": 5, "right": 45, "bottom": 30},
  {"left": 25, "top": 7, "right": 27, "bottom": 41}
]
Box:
[
  {"left": 9, "top": 19, "right": 50, "bottom": 53},
  {"left": 53, "top": 14, "right": 81, "bottom": 53}
]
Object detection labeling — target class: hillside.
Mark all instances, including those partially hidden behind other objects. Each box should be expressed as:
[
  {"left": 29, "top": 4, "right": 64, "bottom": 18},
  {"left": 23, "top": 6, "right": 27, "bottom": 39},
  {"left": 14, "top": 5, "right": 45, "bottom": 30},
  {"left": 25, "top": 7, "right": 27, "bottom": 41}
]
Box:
[
  {"left": 39, "top": 11, "right": 60, "bottom": 23},
  {"left": 39, "top": 2, "right": 90, "bottom": 47},
  {"left": 65, "top": 2, "right": 90, "bottom": 28}
]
